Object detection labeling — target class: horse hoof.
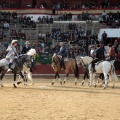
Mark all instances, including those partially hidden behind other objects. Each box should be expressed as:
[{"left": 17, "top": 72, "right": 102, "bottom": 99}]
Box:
[
  {"left": 94, "top": 85, "right": 97, "bottom": 87},
  {"left": 75, "top": 82, "right": 77, "bottom": 85},
  {"left": 112, "top": 86, "right": 114, "bottom": 88},
  {"left": 103, "top": 87, "right": 106, "bottom": 89},
  {"left": 60, "top": 81, "right": 62, "bottom": 85},
  {"left": 1, "top": 85, "right": 3, "bottom": 87},
  {"left": 89, "top": 85, "right": 91, "bottom": 87},
  {"left": 64, "top": 81, "right": 65, "bottom": 84},
  {"left": 17, "top": 82, "right": 22, "bottom": 85},
  {"left": 13, "top": 84, "right": 17, "bottom": 88},
  {"left": 52, "top": 82, "right": 54, "bottom": 85},
  {"left": 82, "top": 82, "right": 84, "bottom": 86},
  {"left": 24, "top": 84, "right": 27, "bottom": 86}
]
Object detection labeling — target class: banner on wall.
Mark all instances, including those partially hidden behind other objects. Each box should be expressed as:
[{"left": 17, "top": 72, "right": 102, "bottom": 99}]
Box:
[{"left": 98, "top": 28, "right": 120, "bottom": 41}]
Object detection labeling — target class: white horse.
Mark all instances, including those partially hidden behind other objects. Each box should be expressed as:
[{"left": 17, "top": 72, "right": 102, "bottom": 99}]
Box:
[
  {"left": 17, "top": 48, "right": 37, "bottom": 85},
  {"left": 76, "top": 56, "right": 111, "bottom": 86},
  {"left": 88, "top": 60, "right": 118, "bottom": 89},
  {"left": 76, "top": 56, "right": 93, "bottom": 85}
]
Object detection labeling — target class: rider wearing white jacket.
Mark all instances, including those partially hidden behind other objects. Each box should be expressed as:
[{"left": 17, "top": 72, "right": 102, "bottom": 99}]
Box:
[{"left": 6, "top": 40, "right": 18, "bottom": 69}]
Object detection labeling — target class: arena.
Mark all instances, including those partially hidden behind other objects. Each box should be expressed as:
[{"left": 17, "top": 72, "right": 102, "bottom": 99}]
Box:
[
  {"left": 0, "top": 76, "right": 120, "bottom": 120},
  {"left": 1, "top": 0, "right": 120, "bottom": 120}
]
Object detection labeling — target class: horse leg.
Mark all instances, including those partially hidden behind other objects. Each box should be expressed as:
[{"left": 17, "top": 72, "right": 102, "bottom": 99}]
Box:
[
  {"left": 64, "top": 73, "right": 69, "bottom": 84},
  {"left": 57, "top": 73, "right": 62, "bottom": 85},
  {"left": 13, "top": 72, "right": 17, "bottom": 88},
  {"left": 103, "top": 73, "right": 108, "bottom": 89},
  {"left": 0, "top": 73, "right": 5, "bottom": 87},
  {"left": 52, "top": 72, "right": 58, "bottom": 85},
  {"left": 29, "top": 72, "right": 34, "bottom": 85},
  {"left": 93, "top": 73, "right": 97, "bottom": 87},
  {"left": 82, "top": 71, "right": 89, "bottom": 86},
  {"left": 89, "top": 72, "right": 92, "bottom": 87},
  {"left": 17, "top": 72, "right": 26, "bottom": 85}
]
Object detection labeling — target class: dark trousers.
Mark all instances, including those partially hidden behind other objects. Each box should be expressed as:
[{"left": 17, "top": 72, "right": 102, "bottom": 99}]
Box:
[
  {"left": 83, "top": 71, "right": 89, "bottom": 80},
  {"left": 60, "top": 57, "right": 65, "bottom": 69},
  {"left": 92, "top": 58, "right": 99, "bottom": 68}
]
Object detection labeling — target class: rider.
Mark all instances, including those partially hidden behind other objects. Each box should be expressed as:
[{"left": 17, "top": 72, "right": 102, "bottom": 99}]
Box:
[
  {"left": 21, "top": 41, "right": 31, "bottom": 54},
  {"left": 107, "top": 43, "right": 115, "bottom": 60},
  {"left": 91, "top": 44, "right": 105, "bottom": 72},
  {"left": 58, "top": 42, "right": 67, "bottom": 69},
  {"left": 21, "top": 42, "right": 36, "bottom": 72},
  {"left": 6, "top": 39, "right": 18, "bottom": 69}
]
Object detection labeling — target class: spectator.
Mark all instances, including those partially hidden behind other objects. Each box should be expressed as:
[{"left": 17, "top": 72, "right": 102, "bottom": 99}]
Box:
[
  {"left": 102, "top": 10, "right": 107, "bottom": 22},
  {"left": 0, "top": 29, "right": 4, "bottom": 40},
  {"left": 102, "top": 31, "right": 107, "bottom": 45},
  {"left": 3, "top": 21, "right": 9, "bottom": 30}
]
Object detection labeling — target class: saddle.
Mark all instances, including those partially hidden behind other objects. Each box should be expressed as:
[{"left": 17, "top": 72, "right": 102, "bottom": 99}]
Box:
[{"left": 95, "top": 60, "right": 104, "bottom": 65}]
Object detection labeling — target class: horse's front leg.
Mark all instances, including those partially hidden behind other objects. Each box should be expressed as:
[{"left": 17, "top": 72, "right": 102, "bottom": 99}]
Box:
[
  {"left": 28, "top": 72, "right": 34, "bottom": 85},
  {"left": 17, "top": 72, "right": 27, "bottom": 85},
  {"left": 13, "top": 72, "right": 17, "bottom": 88},
  {"left": 52, "top": 71, "right": 62, "bottom": 85},
  {"left": 89, "top": 72, "right": 93, "bottom": 87}
]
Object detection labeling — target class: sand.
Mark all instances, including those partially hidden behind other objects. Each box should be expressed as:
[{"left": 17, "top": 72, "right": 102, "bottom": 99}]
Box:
[{"left": 0, "top": 76, "right": 120, "bottom": 120}]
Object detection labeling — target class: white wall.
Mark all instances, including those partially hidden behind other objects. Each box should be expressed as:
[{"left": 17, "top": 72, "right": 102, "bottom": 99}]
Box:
[{"left": 98, "top": 28, "right": 120, "bottom": 41}]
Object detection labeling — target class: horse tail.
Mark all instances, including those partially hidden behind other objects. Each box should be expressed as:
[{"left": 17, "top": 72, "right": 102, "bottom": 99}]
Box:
[
  {"left": 74, "top": 60, "right": 79, "bottom": 79},
  {"left": 110, "top": 63, "right": 118, "bottom": 82}
]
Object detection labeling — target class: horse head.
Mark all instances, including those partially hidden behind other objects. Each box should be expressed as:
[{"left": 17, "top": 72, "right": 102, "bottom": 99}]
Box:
[
  {"left": 18, "top": 55, "right": 32, "bottom": 68},
  {"left": 27, "top": 48, "right": 38, "bottom": 59},
  {"left": 52, "top": 53, "right": 61, "bottom": 65},
  {"left": 76, "top": 56, "right": 86, "bottom": 67}
]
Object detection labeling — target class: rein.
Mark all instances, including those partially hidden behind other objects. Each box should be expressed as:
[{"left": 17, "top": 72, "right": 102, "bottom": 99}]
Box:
[{"left": 79, "top": 57, "right": 86, "bottom": 67}]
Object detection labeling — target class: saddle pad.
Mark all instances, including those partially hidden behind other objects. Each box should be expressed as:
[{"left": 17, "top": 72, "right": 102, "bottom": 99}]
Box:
[
  {"left": 64, "top": 58, "right": 68, "bottom": 61},
  {"left": 95, "top": 60, "right": 104, "bottom": 65},
  {"left": 0, "top": 59, "right": 9, "bottom": 67}
]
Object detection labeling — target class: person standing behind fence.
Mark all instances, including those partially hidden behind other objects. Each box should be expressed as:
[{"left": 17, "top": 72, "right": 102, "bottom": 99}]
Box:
[
  {"left": 102, "top": 31, "right": 107, "bottom": 45},
  {"left": 107, "top": 43, "right": 115, "bottom": 60}
]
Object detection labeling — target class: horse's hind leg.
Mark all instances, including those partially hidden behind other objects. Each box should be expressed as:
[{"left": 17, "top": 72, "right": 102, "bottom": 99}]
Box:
[
  {"left": 0, "top": 73, "right": 5, "bottom": 87},
  {"left": 93, "top": 73, "right": 97, "bottom": 87},
  {"left": 103, "top": 73, "right": 108, "bottom": 89}
]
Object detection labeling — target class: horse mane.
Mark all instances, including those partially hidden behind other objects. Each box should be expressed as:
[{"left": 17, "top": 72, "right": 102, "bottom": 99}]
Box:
[
  {"left": 18, "top": 54, "right": 27, "bottom": 58},
  {"left": 27, "top": 48, "right": 36, "bottom": 56}
]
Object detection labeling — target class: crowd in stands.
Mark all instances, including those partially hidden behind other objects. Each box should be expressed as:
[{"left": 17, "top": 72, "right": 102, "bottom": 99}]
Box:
[
  {"left": 1, "top": 0, "right": 120, "bottom": 10},
  {"left": 26, "top": 0, "right": 120, "bottom": 9},
  {"left": 0, "top": 1, "right": 17, "bottom": 8},
  {"left": 37, "top": 22, "right": 98, "bottom": 56},
  {"left": 38, "top": 16, "right": 54, "bottom": 24},
  {"left": 99, "top": 10, "right": 120, "bottom": 28}
]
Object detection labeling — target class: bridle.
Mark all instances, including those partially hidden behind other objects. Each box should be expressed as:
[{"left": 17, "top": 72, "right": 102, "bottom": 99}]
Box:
[{"left": 52, "top": 55, "right": 61, "bottom": 65}]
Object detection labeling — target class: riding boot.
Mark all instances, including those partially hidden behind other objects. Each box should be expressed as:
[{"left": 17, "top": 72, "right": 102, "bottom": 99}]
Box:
[
  {"left": 93, "top": 66, "right": 96, "bottom": 72},
  {"left": 62, "top": 58, "right": 65, "bottom": 70},
  {"left": 62, "top": 62, "right": 65, "bottom": 70},
  {"left": 9, "top": 63, "right": 12, "bottom": 68}
]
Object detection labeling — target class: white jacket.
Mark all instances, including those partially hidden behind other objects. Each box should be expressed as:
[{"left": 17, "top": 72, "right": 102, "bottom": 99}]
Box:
[{"left": 6, "top": 45, "right": 17, "bottom": 61}]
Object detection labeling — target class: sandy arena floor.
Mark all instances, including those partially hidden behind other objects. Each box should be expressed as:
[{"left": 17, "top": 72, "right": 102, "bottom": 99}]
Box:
[{"left": 0, "top": 76, "right": 120, "bottom": 120}]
